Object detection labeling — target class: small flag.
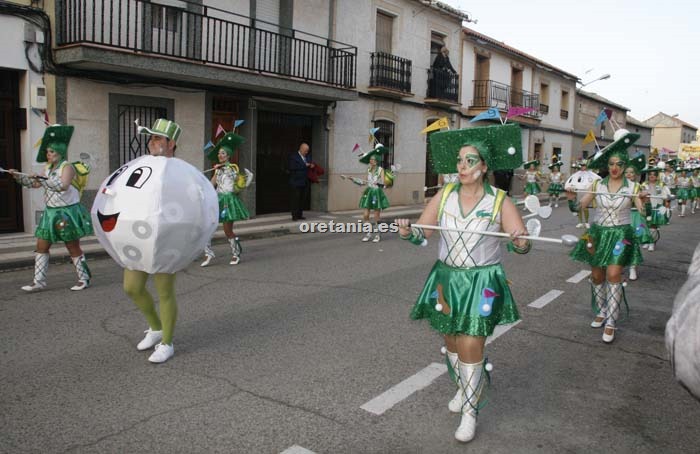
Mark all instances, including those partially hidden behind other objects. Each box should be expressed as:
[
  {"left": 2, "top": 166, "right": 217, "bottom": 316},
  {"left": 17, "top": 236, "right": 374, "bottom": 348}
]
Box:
[
  {"left": 582, "top": 129, "right": 596, "bottom": 145},
  {"left": 505, "top": 106, "right": 536, "bottom": 119},
  {"left": 603, "top": 108, "right": 613, "bottom": 120},
  {"left": 369, "top": 127, "right": 380, "bottom": 136},
  {"left": 203, "top": 140, "right": 214, "bottom": 152},
  {"left": 593, "top": 110, "right": 608, "bottom": 126},
  {"left": 34, "top": 137, "right": 42, "bottom": 148},
  {"left": 420, "top": 117, "right": 449, "bottom": 134},
  {"left": 215, "top": 124, "right": 226, "bottom": 138},
  {"left": 469, "top": 107, "right": 501, "bottom": 123},
  {"left": 234, "top": 119, "right": 245, "bottom": 129},
  {"left": 352, "top": 143, "right": 360, "bottom": 152}
]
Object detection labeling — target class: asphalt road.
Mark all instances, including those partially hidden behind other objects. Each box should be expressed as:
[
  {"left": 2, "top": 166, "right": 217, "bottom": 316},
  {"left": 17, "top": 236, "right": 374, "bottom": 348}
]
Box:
[{"left": 1, "top": 207, "right": 699, "bottom": 454}]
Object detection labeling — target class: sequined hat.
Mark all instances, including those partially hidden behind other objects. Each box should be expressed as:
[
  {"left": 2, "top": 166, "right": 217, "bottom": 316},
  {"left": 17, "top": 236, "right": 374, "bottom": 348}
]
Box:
[
  {"left": 209, "top": 132, "right": 245, "bottom": 161},
  {"left": 36, "top": 124, "right": 74, "bottom": 162}
]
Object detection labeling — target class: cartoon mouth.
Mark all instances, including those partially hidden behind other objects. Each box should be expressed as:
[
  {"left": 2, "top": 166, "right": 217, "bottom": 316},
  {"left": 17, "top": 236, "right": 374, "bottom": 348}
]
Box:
[{"left": 97, "top": 211, "right": 120, "bottom": 232}]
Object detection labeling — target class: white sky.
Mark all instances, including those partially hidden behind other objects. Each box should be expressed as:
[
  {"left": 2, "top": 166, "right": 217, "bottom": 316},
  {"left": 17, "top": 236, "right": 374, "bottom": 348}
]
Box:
[{"left": 442, "top": 0, "right": 700, "bottom": 130}]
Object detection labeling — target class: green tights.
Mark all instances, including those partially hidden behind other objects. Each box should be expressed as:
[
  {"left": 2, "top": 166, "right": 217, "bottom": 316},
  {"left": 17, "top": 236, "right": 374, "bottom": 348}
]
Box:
[{"left": 123, "top": 270, "right": 177, "bottom": 345}]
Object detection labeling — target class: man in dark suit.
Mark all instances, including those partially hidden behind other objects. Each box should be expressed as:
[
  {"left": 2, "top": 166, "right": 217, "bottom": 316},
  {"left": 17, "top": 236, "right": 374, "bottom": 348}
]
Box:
[{"left": 288, "top": 142, "right": 313, "bottom": 220}]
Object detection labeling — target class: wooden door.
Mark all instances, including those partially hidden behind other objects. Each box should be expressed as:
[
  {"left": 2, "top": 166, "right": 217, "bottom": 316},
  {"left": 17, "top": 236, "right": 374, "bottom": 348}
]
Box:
[{"left": 0, "top": 70, "right": 23, "bottom": 233}]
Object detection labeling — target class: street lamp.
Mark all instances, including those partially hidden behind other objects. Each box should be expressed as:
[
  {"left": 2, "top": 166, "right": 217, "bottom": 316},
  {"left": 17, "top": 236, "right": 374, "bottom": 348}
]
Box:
[{"left": 579, "top": 74, "right": 611, "bottom": 88}]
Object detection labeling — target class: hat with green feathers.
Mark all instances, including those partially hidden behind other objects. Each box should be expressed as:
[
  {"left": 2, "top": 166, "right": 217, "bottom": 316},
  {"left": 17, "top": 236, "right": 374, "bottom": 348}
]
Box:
[{"left": 208, "top": 132, "right": 245, "bottom": 161}]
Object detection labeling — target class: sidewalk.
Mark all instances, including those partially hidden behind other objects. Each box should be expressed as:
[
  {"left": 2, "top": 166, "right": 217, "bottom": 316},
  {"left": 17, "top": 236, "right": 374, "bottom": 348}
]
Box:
[{"left": 0, "top": 204, "right": 425, "bottom": 271}]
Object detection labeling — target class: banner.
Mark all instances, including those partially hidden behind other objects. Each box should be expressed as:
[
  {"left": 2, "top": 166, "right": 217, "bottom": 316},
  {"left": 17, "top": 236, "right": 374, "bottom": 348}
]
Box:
[
  {"left": 593, "top": 110, "right": 608, "bottom": 126},
  {"left": 505, "top": 106, "right": 536, "bottom": 119},
  {"left": 469, "top": 108, "right": 501, "bottom": 123},
  {"left": 420, "top": 117, "right": 449, "bottom": 134},
  {"left": 582, "top": 129, "right": 596, "bottom": 145}
]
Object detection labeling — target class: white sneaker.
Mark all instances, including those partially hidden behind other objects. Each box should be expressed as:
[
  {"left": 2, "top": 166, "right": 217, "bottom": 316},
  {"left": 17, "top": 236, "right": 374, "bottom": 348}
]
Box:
[
  {"left": 21, "top": 282, "right": 46, "bottom": 292},
  {"left": 70, "top": 280, "right": 90, "bottom": 291},
  {"left": 361, "top": 233, "right": 372, "bottom": 242},
  {"left": 642, "top": 244, "right": 648, "bottom": 249},
  {"left": 648, "top": 243, "right": 655, "bottom": 252},
  {"left": 455, "top": 413, "right": 477, "bottom": 442},
  {"left": 230, "top": 255, "right": 240, "bottom": 265},
  {"left": 148, "top": 343, "right": 174, "bottom": 363},
  {"left": 372, "top": 234, "right": 381, "bottom": 243},
  {"left": 200, "top": 256, "right": 213, "bottom": 267},
  {"left": 629, "top": 267, "right": 638, "bottom": 281},
  {"left": 575, "top": 223, "right": 584, "bottom": 229},
  {"left": 554, "top": 203, "right": 559, "bottom": 208},
  {"left": 584, "top": 223, "right": 591, "bottom": 229},
  {"left": 137, "top": 329, "right": 163, "bottom": 351}
]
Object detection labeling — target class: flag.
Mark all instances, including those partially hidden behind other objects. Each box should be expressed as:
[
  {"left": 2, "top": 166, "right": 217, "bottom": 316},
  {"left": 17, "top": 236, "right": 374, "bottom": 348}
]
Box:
[
  {"left": 34, "top": 137, "right": 42, "bottom": 148},
  {"left": 582, "top": 129, "right": 596, "bottom": 145},
  {"left": 420, "top": 117, "right": 449, "bottom": 134},
  {"left": 603, "top": 108, "right": 613, "bottom": 120},
  {"left": 505, "top": 106, "right": 536, "bottom": 119},
  {"left": 203, "top": 140, "right": 214, "bottom": 152},
  {"left": 234, "top": 119, "right": 245, "bottom": 129},
  {"left": 593, "top": 110, "right": 607, "bottom": 126},
  {"left": 369, "top": 127, "right": 380, "bottom": 135},
  {"left": 215, "top": 124, "right": 226, "bottom": 138},
  {"left": 469, "top": 108, "right": 501, "bottom": 123},
  {"left": 369, "top": 127, "right": 380, "bottom": 144},
  {"left": 352, "top": 143, "right": 360, "bottom": 152}
]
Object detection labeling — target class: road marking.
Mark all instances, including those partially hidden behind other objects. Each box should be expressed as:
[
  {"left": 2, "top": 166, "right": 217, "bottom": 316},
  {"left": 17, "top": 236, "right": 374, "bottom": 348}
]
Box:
[
  {"left": 528, "top": 290, "right": 565, "bottom": 309},
  {"left": 566, "top": 270, "right": 592, "bottom": 284},
  {"left": 318, "top": 215, "right": 337, "bottom": 219},
  {"left": 486, "top": 319, "right": 522, "bottom": 344},
  {"left": 280, "top": 446, "right": 317, "bottom": 454},
  {"left": 361, "top": 363, "right": 447, "bottom": 415}
]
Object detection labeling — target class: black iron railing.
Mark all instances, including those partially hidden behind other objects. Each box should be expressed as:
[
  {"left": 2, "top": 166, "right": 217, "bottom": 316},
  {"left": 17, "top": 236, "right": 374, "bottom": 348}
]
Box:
[
  {"left": 471, "top": 80, "right": 540, "bottom": 118},
  {"left": 560, "top": 109, "right": 569, "bottom": 119},
  {"left": 369, "top": 52, "right": 412, "bottom": 93},
  {"left": 539, "top": 103, "right": 549, "bottom": 114},
  {"left": 427, "top": 69, "right": 459, "bottom": 102},
  {"left": 57, "top": 0, "right": 357, "bottom": 89}
]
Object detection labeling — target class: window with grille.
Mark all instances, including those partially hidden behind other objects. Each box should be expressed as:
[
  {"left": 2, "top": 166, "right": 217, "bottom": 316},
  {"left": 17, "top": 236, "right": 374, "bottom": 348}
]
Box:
[
  {"left": 117, "top": 105, "right": 168, "bottom": 168},
  {"left": 373, "top": 120, "right": 395, "bottom": 169}
]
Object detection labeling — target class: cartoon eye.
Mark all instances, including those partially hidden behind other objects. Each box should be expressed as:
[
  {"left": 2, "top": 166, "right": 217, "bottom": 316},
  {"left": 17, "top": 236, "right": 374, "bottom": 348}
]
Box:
[
  {"left": 106, "top": 165, "right": 128, "bottom": 186},
  {"left": 126, "top": 166, "right": 153, "bottom": 188}
]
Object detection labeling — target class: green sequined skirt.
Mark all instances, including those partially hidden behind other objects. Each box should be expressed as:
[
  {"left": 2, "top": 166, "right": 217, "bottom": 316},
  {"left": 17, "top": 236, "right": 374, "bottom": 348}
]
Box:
[
  {"left": 630, "top": 209, "right": 653, "bottom": 244},
  {"left": 570, "top": 224, "right": 643, "bottom": 267},
  {"left": 547, "top": 183, "right": 564, "bottom": 195},
  {"left": 35, "top": 203, "right": 94, "bottom": 243},
  {"left": 649, "top": 205, "right": 670, "bottom": 226},
  {"left": 689, "top": 187, "right": 698, "bottom": 199},
  {"left": 359, "top": 187, "right": 390, "bottom": 210},
  {"left": 525, "top": 182, "right": 541, "bottom": 195},
  {"left": 411, "top": 261, "right": 520, "bottom": 337},
  {"left": 676, "top": 187, "right": 691, "bottom": 201},
  {"left": 218, "top": 192, "right": 249, "bottom": 222}
]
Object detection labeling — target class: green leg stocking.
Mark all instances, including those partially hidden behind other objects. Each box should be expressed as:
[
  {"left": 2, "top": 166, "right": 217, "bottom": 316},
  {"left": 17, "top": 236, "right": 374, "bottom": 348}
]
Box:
[
  {"left": 123, "top": 269, "right": 162, "bottom": 332},
  {"left": 154, "top": 273, "right": 177, "bottom": 345}
]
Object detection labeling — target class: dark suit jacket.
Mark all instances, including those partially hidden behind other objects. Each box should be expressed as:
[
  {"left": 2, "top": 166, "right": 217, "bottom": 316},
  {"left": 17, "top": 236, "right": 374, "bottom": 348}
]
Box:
[{"left": 288, "top": 152, "right": 309, "bottom": 188}]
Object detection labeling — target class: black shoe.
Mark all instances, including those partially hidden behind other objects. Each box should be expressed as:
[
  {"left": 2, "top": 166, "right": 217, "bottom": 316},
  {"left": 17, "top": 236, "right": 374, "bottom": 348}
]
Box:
[{"left": 298, "top": 216, "right": 306, "bottom": 220}]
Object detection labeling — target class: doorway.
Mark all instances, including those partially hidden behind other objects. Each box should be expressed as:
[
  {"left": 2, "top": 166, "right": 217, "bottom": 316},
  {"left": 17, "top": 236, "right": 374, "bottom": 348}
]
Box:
[{"left": 0, "top": 70, "right": 23, "bottom": 233}]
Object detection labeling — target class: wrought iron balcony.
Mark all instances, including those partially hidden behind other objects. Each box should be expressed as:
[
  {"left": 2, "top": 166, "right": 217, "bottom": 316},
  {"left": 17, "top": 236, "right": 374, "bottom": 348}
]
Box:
[
  {"left": 426, "top": 69, "right": 460, "bottom": 106},
  {"left": 368, "top": 52, "right": 412, "bottom": 96},
  {"left": 471, "top": 80, "right": 540, "bottom": 118},
  {"left": 56, "top": 0, "right": 357, "bottom": 91}
]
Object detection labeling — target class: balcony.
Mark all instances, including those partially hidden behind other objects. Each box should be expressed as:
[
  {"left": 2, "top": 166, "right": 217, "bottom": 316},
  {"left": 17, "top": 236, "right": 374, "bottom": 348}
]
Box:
[
  {"left": 55, "top": 0, "right": 357, "bottom": 101},
  {"left": 368, "top": 52, "right": 413, "bottom": 98},
  {"left": 470, "top": 80, "right": 540, "bottom": 119},
  {"left": 425, "top": 69, "right": 460, "bottom": 108}
]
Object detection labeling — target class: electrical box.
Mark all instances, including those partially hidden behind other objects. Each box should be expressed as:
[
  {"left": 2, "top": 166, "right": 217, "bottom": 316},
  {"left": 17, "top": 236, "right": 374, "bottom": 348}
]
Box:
[{"left": 30, "top": 84, "right": 47, "bottom": 110}]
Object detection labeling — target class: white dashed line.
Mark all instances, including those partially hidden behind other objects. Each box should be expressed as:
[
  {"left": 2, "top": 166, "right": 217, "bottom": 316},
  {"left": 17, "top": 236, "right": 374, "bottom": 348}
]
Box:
[
  {"left": 361, "top": 362, "right": 447, "bottom": 415},
  {"left": 280, "top": 445, "right": 317, "bottom": 454},
  {"left": 528, "top": 290, "right": 565, "bottom": 309},
  {"left": 566, "top": 270, "right": 592, "bottom": 284},
  {"left": 486, "top": 320, "right": 522, "bottom": 344}
]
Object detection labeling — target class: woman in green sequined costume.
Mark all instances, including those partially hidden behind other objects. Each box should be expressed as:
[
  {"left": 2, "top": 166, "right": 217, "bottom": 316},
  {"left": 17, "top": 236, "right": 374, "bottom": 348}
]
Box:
[
  {"left": 357, "top": 145, "right": 390, "bottom": 242},
  {"left": 567, "top": 129, "right": 649, "bottom": 344},
  {"left": 9, "top": 125, "right": 93, "bottom": 292},
  {"left": 200, "top": 132, "right": 252, "bottom": 266},
  {"left": 624, "top": 158, "right": 653, "bottom": 281},
  {"left": 396, "top": 123, "right": 529, "bottom": 443}
]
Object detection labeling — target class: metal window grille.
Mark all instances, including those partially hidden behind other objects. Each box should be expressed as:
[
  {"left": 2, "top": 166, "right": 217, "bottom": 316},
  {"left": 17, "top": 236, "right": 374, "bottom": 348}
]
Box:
[
  {"left": 374, "top": 120, "right": 395, "bottom": 169},
  {"left": 117, "top": 104, "right": 167, "bottom": 167}
]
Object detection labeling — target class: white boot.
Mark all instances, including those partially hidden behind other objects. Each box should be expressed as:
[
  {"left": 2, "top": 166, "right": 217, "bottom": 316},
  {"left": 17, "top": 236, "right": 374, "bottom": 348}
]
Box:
[
  {"left": 603, "top": 282, "right": 624, "bottom": 343},
  {"left": 201, "top": 242, "right": 215, "bottom": 267},
  {"left": 70, "top": 254, "right": 91, "bottom": 291},
  {"left": 21, "top": 252, "right": 49, "bottom": 292},
  {"left": 361, "top": 223, "right": 373, "bottom": 242},
  {"left": 628, "top": 266, "right": 638, "bottom": 281},
  {"left": 680, "top": 204, "right": 686, "bottom": 217},
  {"left": 590, "top": 280, "right": 607, "bottom": 328},
  {"left": 648, "top": 242, "right": 655, "bottom": 252},
  {"left": 455, "top": 360, "right": 485, "bottom": 443},
  {"left": 446, "top": 351, "right": 463, "bottom": 413},
  {"left": 229, "top": 237, "right": 242, "bottom": 265}
]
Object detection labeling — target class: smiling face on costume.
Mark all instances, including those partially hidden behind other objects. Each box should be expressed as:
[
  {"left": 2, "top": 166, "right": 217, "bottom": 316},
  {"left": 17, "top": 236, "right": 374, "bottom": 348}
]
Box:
[
  {"left": 457, "top": 146, "right": 486, "bottom": 185},
  {"left": 218, "top": 149, "right": 230, "bottom": 164},
  {"left": 608, "top": 157, "right": 625, "bottom": 179}
]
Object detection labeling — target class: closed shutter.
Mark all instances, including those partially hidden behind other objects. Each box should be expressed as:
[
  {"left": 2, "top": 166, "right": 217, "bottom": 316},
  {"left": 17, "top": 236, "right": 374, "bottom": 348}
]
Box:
[
  {"left": 256, "top": 0, "right": 280, "bottom": 33},
  {"left": 376, "top": 11, "right": 393, "bottom": 53}
]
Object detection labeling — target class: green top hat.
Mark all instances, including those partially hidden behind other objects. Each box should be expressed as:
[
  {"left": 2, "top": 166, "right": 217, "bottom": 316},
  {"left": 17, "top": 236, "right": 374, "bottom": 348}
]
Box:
[
  {"left": 548, "top": 159, "right": 562, "bottom": 170},
  {"left": 665, "top": 158, "right": 679, "bottom": 168},
  {"left": 626, "top": 152, "right": 647, "bottom": 174},
  {"left": 428, "top": 123, "right": 522, "bottom": 174},
  {"left": 137, "top": 118, "right": 182, "bottom": 143},
  {"left": 359, "top": 144, "right": 389, "bottom": 165},
  {"left": 36, "top": 125, "right": 74, "bottom": 163},
  {"left": 208, "top": 132, "right": 245, "bottom": 161},
  {"left": 588, "top": 129, "right": 640, "bottom": 170},
  {"left": 523, "top": 159, "right": 540, "bottom": 169}
]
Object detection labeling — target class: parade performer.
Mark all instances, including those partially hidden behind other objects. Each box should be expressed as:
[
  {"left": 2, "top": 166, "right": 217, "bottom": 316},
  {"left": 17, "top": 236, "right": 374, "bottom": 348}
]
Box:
[
  {"left": 200, "top": 131, "right": 252, "bottom": 267},
  {"left": 624, "top": 154, "right": 652, "bottom": 281},
  {"left": 565, "top": 159, "right": 601, "bottom": 228},
  {"left": 547, "top": 157, "right": 565, "bottom": 207},
  {"left": 92, "top": 119, "right": 218, "bottom": 363},
  {"left": 519, "top": 159, "right": 541, "bottom": 203},
  {"left": 357, "top": 144, "right": 390, "bottom": 243},
  {"left": 397, "top": 123, "right": 528, "bottom": 443},
  {"left": 567, "top": 129, "right": 648, "bottom": 344},
  {"left": 675, "top": 166, "right": 692, "bottom": 217},
  {"left": 662, "top": 161, "right": 677, "bottom": 217},
  {"left": 9, "top": 125, "right": 93, "bottom": 292},
  {"left": 691, "top": 166, "right": 700, "bottom": 214},
  {"left": 640, "top": 160, "right": 671, "bottom": 252}
]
